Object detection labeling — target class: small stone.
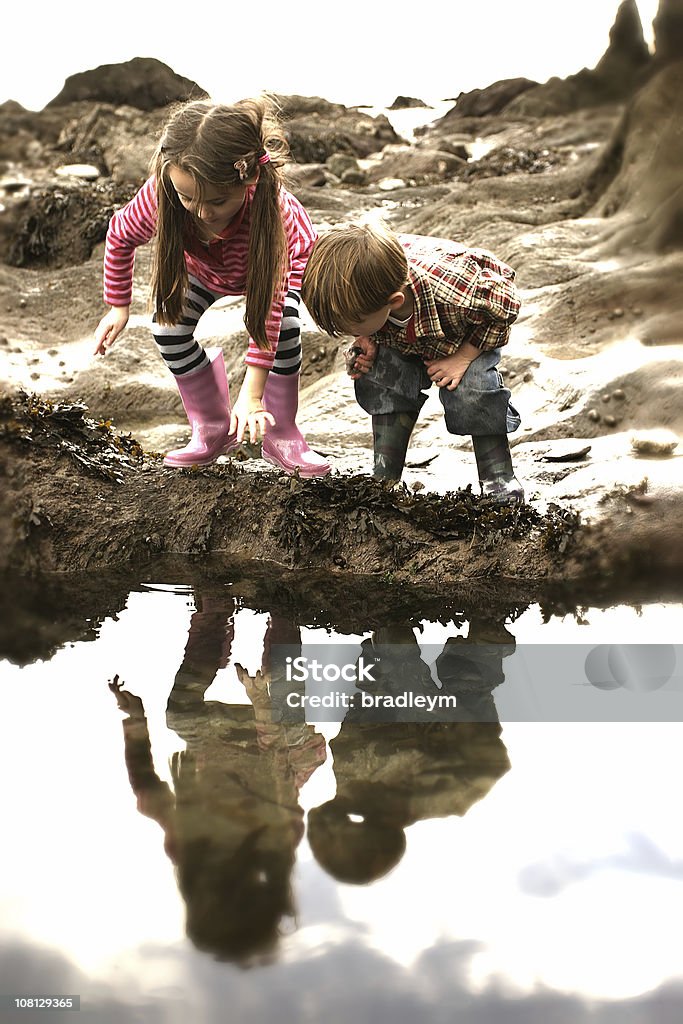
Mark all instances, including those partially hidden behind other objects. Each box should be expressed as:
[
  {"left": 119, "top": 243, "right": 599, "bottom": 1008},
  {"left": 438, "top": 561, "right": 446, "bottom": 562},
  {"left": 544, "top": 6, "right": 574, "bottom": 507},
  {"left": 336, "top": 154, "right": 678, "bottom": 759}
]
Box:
[
  {"left": 318, "top": 347, "right": 326, "bottom": 358},
  {"left": 55, "top": 163, "right": 100, "bottom": 180},
  {"left": 12, "top": 346, "right": 22, "bottom": 353},
  {"left": 612, "top": 389, "right": 626, "bottom": 400},
  {"left": 507, "top": 369, "right": 516, "bottom": 379},
  {"left": 631, "top": 430, "right": 678, "bottom": 456},
  {"left": 0, "top": 336, "right": 8, "bottom": 346},
  {"left": 310, "top": 354, "right": 319, "bottom": 363},
  {"left": 601, "top": 393, "right": 611, "bottom": 402},
  {"left": 30, "top": 372, "right": 40, "bottom": 380},
  {"left": 523, "top": 371, "right": 533, "bottom": 382},
  {"left": 587, "top": 409, "right": 600, "bottom": 422},
  {"left": 613, "top": 308, "right": 624, "bottom": 318},
  {"left": 48, "top": 348, "right": 58, "bottom": 355},
  {"left": 412, "top": 480, "right": 425, "bottom": 491},
  {"left": 632, "top": 306, "right": 643, "bottom": 316},
  {"left": 19, "top": 298, "right": 27, "bottom": 308},
  {"left": 604, "top": 414, "right": 617, "bottom": 426}
]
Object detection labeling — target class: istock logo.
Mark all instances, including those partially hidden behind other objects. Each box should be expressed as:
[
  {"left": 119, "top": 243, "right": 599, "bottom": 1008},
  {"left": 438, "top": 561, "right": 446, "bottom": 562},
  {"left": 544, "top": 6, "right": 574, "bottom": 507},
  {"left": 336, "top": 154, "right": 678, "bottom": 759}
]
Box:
[{"left": 285, "top": 656, "right": 377, "bottom": 683}]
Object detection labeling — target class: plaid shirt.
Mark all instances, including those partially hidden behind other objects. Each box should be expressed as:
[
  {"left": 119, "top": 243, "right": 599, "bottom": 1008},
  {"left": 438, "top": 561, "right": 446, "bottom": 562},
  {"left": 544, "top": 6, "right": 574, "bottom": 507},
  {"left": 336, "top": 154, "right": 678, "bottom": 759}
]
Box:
[{"left": 374, "top": 234, "right": 520, "bottom": 358}]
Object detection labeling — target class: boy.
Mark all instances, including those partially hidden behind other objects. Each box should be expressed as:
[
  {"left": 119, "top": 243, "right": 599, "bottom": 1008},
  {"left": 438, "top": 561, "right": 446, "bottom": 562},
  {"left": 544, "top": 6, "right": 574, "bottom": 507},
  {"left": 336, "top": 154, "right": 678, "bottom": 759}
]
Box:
[{"left": 301, "top": 222, "right": 524, "bottom": 503}]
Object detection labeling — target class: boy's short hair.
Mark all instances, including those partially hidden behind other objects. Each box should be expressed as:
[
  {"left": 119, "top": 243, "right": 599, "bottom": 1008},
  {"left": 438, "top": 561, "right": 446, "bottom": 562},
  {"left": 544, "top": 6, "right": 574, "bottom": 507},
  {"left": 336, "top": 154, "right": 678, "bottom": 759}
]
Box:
[{"left": 301, "top": 222, "right": 408, "bottom": 336}]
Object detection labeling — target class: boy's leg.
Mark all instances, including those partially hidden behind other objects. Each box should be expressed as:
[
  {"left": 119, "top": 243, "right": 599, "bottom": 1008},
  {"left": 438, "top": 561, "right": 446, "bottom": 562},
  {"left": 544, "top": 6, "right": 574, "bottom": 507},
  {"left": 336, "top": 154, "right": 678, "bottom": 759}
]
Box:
[
  {"left": 355, "top": 347, "right": 428, "bottom": 481},
  {"left": 439, "top": 350, "right": 524, "bottom": 503}
]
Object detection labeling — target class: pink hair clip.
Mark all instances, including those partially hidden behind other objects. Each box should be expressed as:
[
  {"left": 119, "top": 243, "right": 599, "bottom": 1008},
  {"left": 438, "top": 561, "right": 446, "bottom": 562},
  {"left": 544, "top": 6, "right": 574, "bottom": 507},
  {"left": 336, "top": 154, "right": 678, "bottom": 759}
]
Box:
[
  {"left": 258, "top": 151, "right": 271, "bottom": 165},
  {"left": 233, "top": 158, "right": 249, "bottom": 181}
]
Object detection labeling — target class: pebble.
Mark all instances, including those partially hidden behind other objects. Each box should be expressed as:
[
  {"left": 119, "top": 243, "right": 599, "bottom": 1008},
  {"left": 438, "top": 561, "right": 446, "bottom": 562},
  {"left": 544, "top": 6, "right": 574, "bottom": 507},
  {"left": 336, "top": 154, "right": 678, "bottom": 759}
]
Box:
[
  {"left": 631, "top": 430, "right": 678, "bottom": 456},
  {"left": 507, "top": 369, "right": 516, "bottom": 379},
  {"left": 603, "top": 414, "right": 617, "bottom": 426},
  {"left": 523, "top": 371, "right": 533, "bottom": 382},
  {"left": 587, "top": 409, "right": 600, "bottom": 422},
  {"left": 0, "top": 336, "right": 8, "bottom": 346},
  {"left": 55, "top": 164, "right": 101, "bottom": 180},
  {"left": 30, "top": 372, "right": 40, "bottom": 380},
  {"left": 601, "top": 393, "right": 611, "bottom": 403},
  {"left": 632, "top": 307, "right": 643, "bottom": 316},
  {"left": 48, "top": 349, "right": 58, "bottom": 356},
  {"left": 612, "top": 389, "right": 626, "bottom": 400},
  {"left": 19, "top": 298, "right": 27, "bottom": 308}
]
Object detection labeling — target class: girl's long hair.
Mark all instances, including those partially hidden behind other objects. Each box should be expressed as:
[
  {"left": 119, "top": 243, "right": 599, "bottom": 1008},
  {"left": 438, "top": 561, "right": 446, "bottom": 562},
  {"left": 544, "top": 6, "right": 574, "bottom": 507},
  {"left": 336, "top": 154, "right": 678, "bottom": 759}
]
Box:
[{"left": 150, "top": 96, "right": 288, "bottom": 349}]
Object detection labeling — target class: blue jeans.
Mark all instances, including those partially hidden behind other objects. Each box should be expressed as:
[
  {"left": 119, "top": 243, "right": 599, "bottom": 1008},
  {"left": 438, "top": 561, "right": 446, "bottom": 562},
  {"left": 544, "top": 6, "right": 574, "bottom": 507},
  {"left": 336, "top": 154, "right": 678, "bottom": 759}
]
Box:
[{"left": 354, "top": 346, "right": 521, "bottom": 436}]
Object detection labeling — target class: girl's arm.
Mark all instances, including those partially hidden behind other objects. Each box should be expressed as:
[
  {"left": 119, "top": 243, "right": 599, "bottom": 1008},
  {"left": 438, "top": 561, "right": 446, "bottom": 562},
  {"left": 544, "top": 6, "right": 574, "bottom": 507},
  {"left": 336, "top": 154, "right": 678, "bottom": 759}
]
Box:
[{"left": 94, "top": 178, "right": 158, "bottom": 355}]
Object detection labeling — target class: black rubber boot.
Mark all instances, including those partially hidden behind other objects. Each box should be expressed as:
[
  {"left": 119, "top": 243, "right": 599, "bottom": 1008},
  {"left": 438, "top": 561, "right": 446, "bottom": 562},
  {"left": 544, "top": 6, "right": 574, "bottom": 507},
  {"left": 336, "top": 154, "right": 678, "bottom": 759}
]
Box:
[
  {"left": 372, "top": 411, "right": 418, "bottom": 481},
  {"left": 472, "top": 434, "right": 524, "bottom": 505}
]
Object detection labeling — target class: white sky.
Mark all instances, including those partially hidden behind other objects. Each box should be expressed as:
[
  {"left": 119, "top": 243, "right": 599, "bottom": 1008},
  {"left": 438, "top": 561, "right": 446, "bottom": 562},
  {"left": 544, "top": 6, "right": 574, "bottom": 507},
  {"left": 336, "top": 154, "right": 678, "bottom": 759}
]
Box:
[{"left": 3, "top": 0, "right": 660, "bottom": 112}]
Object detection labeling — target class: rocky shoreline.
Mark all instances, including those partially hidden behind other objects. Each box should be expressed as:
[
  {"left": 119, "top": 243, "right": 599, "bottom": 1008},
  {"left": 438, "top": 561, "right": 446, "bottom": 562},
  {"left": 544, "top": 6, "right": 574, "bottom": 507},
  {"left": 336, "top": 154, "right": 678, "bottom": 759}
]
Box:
[{"left": 0, "top": 0, "right": 681, "bottom": 599}]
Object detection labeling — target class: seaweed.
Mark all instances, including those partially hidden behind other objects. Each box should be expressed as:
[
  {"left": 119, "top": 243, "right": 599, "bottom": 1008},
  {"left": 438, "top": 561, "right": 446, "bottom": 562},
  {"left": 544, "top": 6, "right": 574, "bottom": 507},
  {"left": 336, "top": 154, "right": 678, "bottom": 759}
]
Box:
[
  {"left": 271, "top": 473, "right": 580, "bottom": 564},
  {"left": 0, "top": 391, "right": 144, "bottom": 484}
]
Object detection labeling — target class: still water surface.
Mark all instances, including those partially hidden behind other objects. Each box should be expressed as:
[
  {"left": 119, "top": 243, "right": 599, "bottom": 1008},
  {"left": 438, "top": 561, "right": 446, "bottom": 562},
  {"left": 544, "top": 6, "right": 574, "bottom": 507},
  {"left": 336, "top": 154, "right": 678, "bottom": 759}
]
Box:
[{"left": 1, "top": 577, "right": 682, "bottom": 1022}]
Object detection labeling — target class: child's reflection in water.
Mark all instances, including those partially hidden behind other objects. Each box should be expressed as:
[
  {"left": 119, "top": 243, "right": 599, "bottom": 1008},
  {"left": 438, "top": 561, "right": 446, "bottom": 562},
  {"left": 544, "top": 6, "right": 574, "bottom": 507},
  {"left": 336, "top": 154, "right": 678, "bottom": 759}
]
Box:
[
  {"left": 109, "top": 594, "right": 325, "bottom": 964},
  {"left": 307, "top": 617, "right": 514, "bottom": 885},
  {"left": 111, "top": 596, "right": 517, "bottom": 956}
]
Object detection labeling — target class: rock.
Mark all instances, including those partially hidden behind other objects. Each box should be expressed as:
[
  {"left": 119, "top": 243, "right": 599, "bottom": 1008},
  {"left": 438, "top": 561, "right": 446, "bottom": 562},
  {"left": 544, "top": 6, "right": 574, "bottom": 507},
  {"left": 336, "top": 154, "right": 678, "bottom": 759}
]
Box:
[
  {"left": 340, "top": 169, "right": 367, "bottom": 186},
  {"left": 652, "top": 0, "right": 683, "bottom": 65},
  {"left": 441, "top": 78, "right": 539, "bottom": 119},
  {"left": 55, "top": 164, "right": 101, "bottom": 180},
  {"left": 279, "top": 95, "right": 401, "bottom": 162},
  {"left": 326, "top": 153, "right": 361, "bottom": 178},
  {"left": 630, "top": 429, "right": 679, "bottom": 455},
  {"left": 365, "top": 147, "right": 465, "bottom": 186},
  {"left": 285, "top": 163, "right": 327, "bottom": 188},
  {"left": 46, "top": 58, "right": 208, "bottom": 112},
  {"left": 389, "top": 96, "right": 430, "bottom": 110},
  {"left": 505, "top": 1, "right": 651, "bottom": 117},
  {"left": 588, "top": 62, "right": 683, "bottom": 252}
]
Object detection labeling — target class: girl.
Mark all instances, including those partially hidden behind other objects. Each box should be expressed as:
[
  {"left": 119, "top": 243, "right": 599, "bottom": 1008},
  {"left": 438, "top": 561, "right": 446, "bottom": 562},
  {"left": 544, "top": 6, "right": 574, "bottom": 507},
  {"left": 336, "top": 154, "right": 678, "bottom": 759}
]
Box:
[{"left": 93, "top": 96, "right": 330, "bottom": 476}]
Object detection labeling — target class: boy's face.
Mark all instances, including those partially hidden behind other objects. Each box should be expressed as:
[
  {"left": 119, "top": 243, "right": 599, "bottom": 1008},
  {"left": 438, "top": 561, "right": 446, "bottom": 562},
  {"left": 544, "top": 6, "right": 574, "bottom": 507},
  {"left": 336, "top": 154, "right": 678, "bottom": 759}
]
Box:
[{"left": 344, "top": 304, "right": 394, "bottom": 338}]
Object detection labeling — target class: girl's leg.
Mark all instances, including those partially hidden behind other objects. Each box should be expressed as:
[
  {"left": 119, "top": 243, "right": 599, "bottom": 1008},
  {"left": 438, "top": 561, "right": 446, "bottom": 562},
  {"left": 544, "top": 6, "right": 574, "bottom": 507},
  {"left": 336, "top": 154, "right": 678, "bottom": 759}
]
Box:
[
  {"left": 151, "top": 276, "right": 220, "bottom": 377},
  {"left": 153, "top": 276, "right": 238, "bottom": 467},
  {"left": 261, "top": 290, "right": 330, "bottom": 477}
]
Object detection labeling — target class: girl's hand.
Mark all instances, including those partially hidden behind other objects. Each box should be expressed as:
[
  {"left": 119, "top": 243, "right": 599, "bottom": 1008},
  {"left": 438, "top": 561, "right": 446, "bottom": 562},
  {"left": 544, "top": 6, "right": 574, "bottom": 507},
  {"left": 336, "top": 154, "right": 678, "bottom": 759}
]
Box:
[
  {"left": 229, "top": 396, "right": 275, "bottom": 444},
  {"left": 424, "top": 354, "right": 471, "bottom": 390},
  {"left": 94, "top": 306, "right": 129, "bottom": 355},
  {"left": 347, "top": 336, "right": 378, "bottom": 379}
]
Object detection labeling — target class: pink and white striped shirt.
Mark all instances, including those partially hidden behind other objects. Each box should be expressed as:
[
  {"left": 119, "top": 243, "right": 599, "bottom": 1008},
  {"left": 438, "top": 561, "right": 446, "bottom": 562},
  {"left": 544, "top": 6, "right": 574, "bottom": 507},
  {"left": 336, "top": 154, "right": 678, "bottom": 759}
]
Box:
[{"left": 103, "top": 176, "right": 317, "bottom": 369}]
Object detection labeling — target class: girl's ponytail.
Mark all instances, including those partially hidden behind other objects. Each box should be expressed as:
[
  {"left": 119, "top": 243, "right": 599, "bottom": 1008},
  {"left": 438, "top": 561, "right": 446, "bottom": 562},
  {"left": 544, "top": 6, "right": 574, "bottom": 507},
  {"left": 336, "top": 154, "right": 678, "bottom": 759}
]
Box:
[
  {"left": 150, "top": 161, "right": 189, "bottom": 326},
  {"left": 245, "top": 153, "right": 287, "bottom": 349}
]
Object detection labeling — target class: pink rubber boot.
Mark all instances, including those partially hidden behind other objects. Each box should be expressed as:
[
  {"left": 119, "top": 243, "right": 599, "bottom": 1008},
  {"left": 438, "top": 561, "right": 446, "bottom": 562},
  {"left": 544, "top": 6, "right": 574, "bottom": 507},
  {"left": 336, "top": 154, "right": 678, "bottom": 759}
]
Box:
[
  {"left": 261, "top": 372, "right": 330, "bottom": 477},
  {"left": 163, "top": 348, "right": 239, "bottom": 468}
]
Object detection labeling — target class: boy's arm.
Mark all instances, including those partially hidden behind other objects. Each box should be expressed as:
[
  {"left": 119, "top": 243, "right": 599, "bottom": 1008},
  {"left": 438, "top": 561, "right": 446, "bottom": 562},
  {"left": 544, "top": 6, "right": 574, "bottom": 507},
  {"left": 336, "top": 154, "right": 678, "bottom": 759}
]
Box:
[{"left": 424, "top": 339, "right": 480, "bottom": 390}]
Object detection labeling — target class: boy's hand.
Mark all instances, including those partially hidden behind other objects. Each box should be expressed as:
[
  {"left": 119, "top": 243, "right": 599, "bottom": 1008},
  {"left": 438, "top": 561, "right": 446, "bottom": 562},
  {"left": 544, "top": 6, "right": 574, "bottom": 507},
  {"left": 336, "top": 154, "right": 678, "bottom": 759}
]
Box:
[
  {"left": 346, "top": 336, "right": 378, "bottom": 379},
  {"left": 424, "top": 353, "right": 471, "bottom": 391},
  {"left": 94, "top": 306, "right": 129, "bottom": 355}
]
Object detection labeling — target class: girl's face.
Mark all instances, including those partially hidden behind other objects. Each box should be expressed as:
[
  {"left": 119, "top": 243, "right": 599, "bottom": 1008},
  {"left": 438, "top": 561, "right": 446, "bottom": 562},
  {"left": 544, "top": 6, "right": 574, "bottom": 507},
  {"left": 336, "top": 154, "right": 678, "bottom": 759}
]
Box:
[{"left": 168, "top": 165, "right": 249, "bottom": 233}]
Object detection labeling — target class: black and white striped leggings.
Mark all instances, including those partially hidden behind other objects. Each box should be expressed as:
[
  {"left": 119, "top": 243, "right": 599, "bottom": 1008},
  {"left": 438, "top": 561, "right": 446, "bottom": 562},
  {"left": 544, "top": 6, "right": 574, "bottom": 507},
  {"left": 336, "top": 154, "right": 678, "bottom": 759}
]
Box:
[{"left": 151, "top": 275, "right": 302, "bottom": 377}]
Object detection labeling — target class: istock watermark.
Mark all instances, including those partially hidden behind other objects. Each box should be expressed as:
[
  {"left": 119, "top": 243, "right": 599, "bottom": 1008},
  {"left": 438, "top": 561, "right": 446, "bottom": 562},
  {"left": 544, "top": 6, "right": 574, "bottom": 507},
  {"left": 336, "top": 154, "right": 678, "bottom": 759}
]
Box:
[
  {"left": 266, "top": 643, "right": 683, "bottom": 724},
  {"left": 285, "top": 656, "right": 377, "bottom": 684}
]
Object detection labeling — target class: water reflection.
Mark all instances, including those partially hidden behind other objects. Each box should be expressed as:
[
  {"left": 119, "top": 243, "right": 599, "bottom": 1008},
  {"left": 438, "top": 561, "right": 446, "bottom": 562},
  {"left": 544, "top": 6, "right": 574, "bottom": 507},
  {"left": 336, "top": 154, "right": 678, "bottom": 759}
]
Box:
[
  {"left": 2, "top": 573, "right": 683, "bottom": 1019},
  {"left": 109, "top": 600, "right": 517, "bottom": 949},
  {"left": 308, "top": 619, "right": 513, "bottom": 883},
  {"left": 109, "top": 598, "right": 326, "bottom": 963}
]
